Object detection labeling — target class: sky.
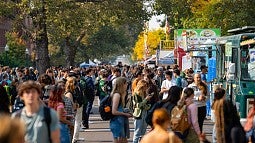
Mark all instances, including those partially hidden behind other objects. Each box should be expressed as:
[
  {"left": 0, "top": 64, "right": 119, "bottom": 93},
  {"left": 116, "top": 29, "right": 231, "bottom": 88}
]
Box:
[{"left": 149, "top": 14, "right": 165, "bottom": 30}]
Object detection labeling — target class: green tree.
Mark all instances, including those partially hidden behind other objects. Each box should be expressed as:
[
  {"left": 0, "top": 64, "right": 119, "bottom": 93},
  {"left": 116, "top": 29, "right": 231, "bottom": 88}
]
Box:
[
  {"left": 5, "top": 32, "right": 27, "bottom": 67},
  {"left": 0, "top": 0, "right": 151, "bottom": 69}
]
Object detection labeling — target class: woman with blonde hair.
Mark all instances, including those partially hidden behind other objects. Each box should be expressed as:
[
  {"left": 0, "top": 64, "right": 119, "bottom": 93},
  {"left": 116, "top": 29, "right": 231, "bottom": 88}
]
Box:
[
  {"left": 110, "top": 77, "right": 132, "bottom": 143},
  {"left": 140, "top": 108, "right": 182, "bottom": 143},
  {"left": 132, "top": 79, "right": 152, "bottom": 143},
  {"left": 0, "top": 115, "right": 25, "bottom": 143},
  {"left": 64, "top": 76, "right": 76, "bottom": 141}
]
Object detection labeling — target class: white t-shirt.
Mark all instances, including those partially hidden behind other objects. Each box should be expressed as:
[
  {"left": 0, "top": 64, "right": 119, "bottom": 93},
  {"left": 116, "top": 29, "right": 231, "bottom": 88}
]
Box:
[{"left": 161, "top": 79, "right": 177, "bottom": 99}]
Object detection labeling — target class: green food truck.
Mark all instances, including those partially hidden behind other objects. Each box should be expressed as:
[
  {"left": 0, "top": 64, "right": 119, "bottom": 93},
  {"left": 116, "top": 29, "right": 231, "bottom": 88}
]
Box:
[{"left": 215, "top": 26, "right": 255, "bottom": 118}]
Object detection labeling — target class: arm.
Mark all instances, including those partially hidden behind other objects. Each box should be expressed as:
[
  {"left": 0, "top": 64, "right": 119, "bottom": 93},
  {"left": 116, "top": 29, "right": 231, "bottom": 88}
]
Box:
[
  {"left": 189, "top": 104, "right": 201, "bottom": 135},
  {"left": 50, "top": 110, "right": 60, "bottom": 143},
  {"left": 51, "top": 129, "right": 60, "bottom": 143},
  {"left": 112, "top": 93, "right": 132, "bottom": 117},
  {"left": 160, "top": 80, "right": 168, "bottom": 93},
  {"left": 57, "top": 104, "right": 73, "bottom": 126}
]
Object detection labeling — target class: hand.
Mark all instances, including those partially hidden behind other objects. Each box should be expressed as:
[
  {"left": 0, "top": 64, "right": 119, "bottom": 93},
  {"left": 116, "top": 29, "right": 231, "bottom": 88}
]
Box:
[
  {"left": 145, "top": 95, "right": 152, "bottom": 101},
  {"left": 199, "top": 133, "right": 206, "bottom": 141},
  {"left": 125, "top": 113, "right": 133, "bottom": 118},
  {"left": 198, "top": 95, "right": 206, "bottom": 101}
]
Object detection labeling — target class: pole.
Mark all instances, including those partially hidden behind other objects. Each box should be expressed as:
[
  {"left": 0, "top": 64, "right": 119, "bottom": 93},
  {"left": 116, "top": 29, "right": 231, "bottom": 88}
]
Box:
[{"left": 144, "top": 21, "right": 149, "bottom": 61}]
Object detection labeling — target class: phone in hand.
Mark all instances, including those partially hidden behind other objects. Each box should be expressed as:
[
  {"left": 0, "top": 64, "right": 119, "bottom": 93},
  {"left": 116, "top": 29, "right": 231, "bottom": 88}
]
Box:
[{"left": 149, "top": 92, "right": 155, "bottom": 96}]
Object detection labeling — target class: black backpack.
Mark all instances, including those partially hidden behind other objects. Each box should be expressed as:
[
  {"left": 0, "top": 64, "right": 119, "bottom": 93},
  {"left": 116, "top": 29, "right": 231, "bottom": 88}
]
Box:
[
  {"left": 104, "top": 77, "right": 116, "bottom": 94},
  {"left": 145, "top": 101, "right": 175, "bottom": 127},
  {"left": 99, "top": 95, "right": 114, "bottom": 121},
  {"left": 72, "top": 86, "right": 84, "bottom": 107},
  {"left": 12, "top": 96, "right": 25, "bottom": 113},
  {"left": 14, "top": 106, "right": 52, "bottom": 143}
]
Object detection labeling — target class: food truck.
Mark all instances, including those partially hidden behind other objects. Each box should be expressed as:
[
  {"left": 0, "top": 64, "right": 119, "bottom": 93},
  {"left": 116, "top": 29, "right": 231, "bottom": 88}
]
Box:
[{"left": 215, "top": 26, "right": 255, "bottom": 118}]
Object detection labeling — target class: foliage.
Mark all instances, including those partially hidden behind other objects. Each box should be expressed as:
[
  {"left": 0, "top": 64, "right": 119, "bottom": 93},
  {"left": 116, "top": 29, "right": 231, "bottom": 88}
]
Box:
[
  {"left": 133, "top": 29, "right": 164, "bottom": 61},
  {"left": 86, "top": 25, "right": 130, "bottom": 61},
  {"left": 4, "top": 32, "right": 27, "bottom": 67},
  {"left": 153, "top": 0, "right": 255, "bottom": 35},
  {"left": 0, "top": 0, "right": 151, "bottom": 68}
]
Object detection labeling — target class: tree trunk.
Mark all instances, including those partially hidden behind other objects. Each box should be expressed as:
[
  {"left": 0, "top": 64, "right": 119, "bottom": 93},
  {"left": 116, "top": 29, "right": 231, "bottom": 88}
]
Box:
[
  {"left": 34, "top": 0, "right": 50, "bottom": 74},
  {"left": 64, "top": 37, "right": 76, "bottom": 68},
  {"left": 64, "top": 31, "right": 86, "bottom": 68}
]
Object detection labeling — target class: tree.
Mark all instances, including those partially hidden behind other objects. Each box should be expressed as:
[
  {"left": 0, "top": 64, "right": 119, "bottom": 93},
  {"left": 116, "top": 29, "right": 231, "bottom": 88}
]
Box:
[
  {"left": 183, "top": 0, "right": 255, "bottom": 35},
  {"left": 133, "top": 29, "right": 164, "bottom": 61},
  {"left": 86, "top": 25, "right": 130, "bottom": 61},
  {"left": 153, "top": 0, "right": 194, "bottom": 29},
  {"left": 0, "top": 0, "right": 151, "bottom": 69},
  {"left": 5, "top": 32, "right": 27, "bottom": 67}
]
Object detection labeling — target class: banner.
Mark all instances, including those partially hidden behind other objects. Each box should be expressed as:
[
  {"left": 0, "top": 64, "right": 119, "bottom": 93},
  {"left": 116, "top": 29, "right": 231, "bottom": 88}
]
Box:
[{"left": 176, "top": 29, "right": 221, "bottom": 51}]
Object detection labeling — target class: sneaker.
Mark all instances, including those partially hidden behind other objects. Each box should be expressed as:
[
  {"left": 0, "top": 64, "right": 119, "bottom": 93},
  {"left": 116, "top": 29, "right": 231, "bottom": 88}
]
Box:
[
  {"left": 72, "top": 138, "right": 85, "bottom": 143},
  {"left": 82, "top": 124, "right": 89, "bottom": 129},
  {"left": 77, "top": 138, "right": 85, "bottom": 141},
  {"left": 79, "top": 128, "right": 85, "bottom": 132}
]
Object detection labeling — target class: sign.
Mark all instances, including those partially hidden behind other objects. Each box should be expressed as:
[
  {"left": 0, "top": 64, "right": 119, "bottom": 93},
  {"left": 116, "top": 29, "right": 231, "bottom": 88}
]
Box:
[
  {"left": 225, "top": 42, "right": 232, "bottom": 57},
  {"left": 176, "top": 29, "right": 221, "bottom": 51},
  {"left": 161, "top": 40, "right": 174, "bottom": 50}
]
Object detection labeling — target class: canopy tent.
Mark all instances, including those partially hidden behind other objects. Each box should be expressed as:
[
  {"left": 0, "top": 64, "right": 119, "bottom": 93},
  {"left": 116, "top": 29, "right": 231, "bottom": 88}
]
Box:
[{"left": 80, "top": 60, "right": 97, "bottom": 68}]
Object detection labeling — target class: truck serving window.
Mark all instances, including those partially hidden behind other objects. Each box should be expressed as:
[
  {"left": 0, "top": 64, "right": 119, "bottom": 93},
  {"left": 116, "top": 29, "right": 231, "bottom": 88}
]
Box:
[{"left": 241, "top": 45, "right": 255, "bottom": 80}]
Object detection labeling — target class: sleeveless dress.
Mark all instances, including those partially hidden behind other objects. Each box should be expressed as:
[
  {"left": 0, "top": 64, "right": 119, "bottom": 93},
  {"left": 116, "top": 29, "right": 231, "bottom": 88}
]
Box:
[{"left": 110, "top": 104, "right": 130, "bottom": 139}]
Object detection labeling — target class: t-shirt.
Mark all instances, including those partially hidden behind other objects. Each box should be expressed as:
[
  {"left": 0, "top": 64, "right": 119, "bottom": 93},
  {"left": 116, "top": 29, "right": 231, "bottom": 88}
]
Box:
[
  {"left": 161, "top": 79, "right": 176, "bottom": 100},
  {"left": 13, "top": 105, "right": 59, "bottom": 143}
]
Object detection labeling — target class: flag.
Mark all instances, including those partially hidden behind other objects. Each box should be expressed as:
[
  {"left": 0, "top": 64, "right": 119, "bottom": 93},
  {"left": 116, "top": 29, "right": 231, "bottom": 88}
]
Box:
[{"left": 165, "top": 16, "right": 170, "bottom": 34}]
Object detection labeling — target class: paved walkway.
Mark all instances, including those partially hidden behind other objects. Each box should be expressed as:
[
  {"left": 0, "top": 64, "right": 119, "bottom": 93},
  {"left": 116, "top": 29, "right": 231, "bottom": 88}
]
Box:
[{"left": 77, "top": 97, "right": 214, "bottom": 142}]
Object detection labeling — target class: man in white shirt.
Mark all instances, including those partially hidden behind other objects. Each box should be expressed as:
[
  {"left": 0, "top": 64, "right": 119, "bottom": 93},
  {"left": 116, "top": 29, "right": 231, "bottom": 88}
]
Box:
[{"left": 160, "top": 70, "right": 176, "bottom": 100}]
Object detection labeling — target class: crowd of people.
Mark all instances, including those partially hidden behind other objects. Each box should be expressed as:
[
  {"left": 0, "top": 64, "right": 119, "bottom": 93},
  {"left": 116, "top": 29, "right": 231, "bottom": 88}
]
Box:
[{"left": 0, "top": 63, "right": 253, "bottom": 143}]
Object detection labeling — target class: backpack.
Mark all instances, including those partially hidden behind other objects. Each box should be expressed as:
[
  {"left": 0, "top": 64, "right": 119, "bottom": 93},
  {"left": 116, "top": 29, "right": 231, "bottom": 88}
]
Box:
[
  {"left": 104, "top": 77, "right": 116, "bottom": 94},
  {"left": 66, "top": 88, "right": 84, "bottom": 107},
  {"left": 42, "top": 85, "right": 52, "bottom": 104},
  {"left": 145, "top": 101, "right": 175, "bottom": 127},
  {"left": 170, "top": 105, "right": 190, "bottom": 139},
  {"left": 99, "top": 95, "right": 114, "bottom": 121},
  {"left": 12, "top": 96, "right": 25, "bottom": 113},
  {"left": 125, "top": 94, "right": 135, "bottom": 114},
  {"left": 145, "top": 101, "right": 164, "bottom": 126},
  {"left": 14, "top": 106, "right": 52, "bottom": 143}
]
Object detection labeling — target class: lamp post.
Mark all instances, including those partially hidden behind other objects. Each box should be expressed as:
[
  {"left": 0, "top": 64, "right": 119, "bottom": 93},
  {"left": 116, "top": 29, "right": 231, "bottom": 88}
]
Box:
[
  {"left": 25, "top": 48, "right": 29, "bottom": 67},
  {"left": 4, "top": 44, "right": 9, "bottom": 66}
]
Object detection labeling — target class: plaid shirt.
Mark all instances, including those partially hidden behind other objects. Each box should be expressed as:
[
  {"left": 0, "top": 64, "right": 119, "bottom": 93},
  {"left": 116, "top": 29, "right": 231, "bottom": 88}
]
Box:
[{"left": 63, "top": 96, "right": 74, "bottom": 120}]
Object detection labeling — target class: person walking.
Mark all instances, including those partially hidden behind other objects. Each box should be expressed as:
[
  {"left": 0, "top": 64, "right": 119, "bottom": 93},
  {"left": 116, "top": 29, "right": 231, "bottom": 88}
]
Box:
[
  {"left": 188, "top": 73, "right": 208, "bottom": 132},
  {"left": 160, "top": 71, "right": 176, "bottom": 100},
  {"left": 110, "top": 77, "right": 133, "bottom": 143},
  {"left": 48, "top": 85, "right": 72, "bottom": 143},
  {"left": 12, "top": 80, "right": 60, "bottom": 143},
  {"left": 212, "top": 87, "right": 245, "bottom": 143},
  {"left": 132, "top": 79, "right": 152, "bottom": 143},
  {"left": 82, "top": 68, "right": 95, "bottom": 129},
  {"left": 140, "top": 108, "right": 182, "bottom": 143}
]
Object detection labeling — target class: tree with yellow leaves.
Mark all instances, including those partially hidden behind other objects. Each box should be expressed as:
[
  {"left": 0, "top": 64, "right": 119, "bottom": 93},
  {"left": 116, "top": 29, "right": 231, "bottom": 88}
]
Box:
[{"left": 132, "top": 29, "right": 165, "bottom": 61}]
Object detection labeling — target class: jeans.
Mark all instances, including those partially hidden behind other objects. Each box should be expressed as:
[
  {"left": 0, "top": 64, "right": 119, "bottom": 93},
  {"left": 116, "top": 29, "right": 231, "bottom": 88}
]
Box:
[
  {"left": 83, "top": 96, "right": 94, "bottom": 126},
  {"left": 72, "top": 106, "right": 83, "bottom": 142},
  {"left": 133, "top": 110, "right": 147, "bottom": 143},
  {"left": 60, "top": 123, "right": 71, "bottom": 143}
]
